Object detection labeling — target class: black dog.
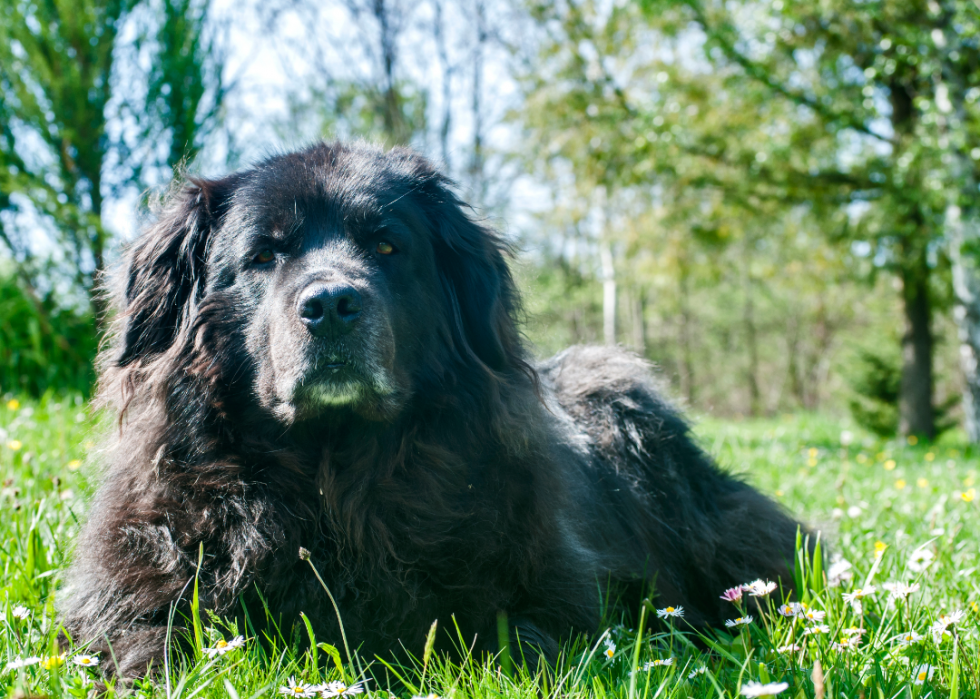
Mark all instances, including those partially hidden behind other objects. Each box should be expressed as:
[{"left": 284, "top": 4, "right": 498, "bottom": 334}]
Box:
[{"left": 60, "top": 142, "right": 802, "bottom": 677}]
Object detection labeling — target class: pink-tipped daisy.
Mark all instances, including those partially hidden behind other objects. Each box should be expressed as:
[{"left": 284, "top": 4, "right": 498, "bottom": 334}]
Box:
[{"left": 720, "top": 587, "right": 744, "bottom": 603}]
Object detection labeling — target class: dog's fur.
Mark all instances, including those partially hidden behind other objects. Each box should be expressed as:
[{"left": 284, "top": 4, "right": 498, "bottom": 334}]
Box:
[{"left": 60, "top": 142, "right": 802, "bottom": 677}]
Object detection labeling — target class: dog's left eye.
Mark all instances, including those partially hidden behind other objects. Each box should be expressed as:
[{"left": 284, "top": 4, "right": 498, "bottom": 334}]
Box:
[
  {"left": 253, "top": 249, "right": 276, "bottom": 265},
  {"left": 376, "top": 241, "right": 396, "bottom": 255}
]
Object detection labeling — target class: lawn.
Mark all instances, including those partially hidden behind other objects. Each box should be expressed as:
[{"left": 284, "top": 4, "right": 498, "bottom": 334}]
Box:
[{"left": 1, "top": 396, "right": 977, "bottom": 698}]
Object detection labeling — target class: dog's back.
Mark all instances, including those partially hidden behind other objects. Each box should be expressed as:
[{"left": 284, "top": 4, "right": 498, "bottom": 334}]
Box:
[{"left": 540, "top": 345, "right": 802, "bottom": 625}]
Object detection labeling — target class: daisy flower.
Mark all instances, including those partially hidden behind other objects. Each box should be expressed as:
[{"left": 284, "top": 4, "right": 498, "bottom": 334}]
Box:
[
  {"left": 908, "top": 547, "right": 934, "bottom": 573},
  {"left": 802, "top": 609, "right": 826, "bottom": 623},
  {"left": 656, "top": 606, "right": 684, "bottom": 619},
  {"left": 827, "top": 557, "right": 853, "bottom": 586},
  {"left": 319, "top": 680, "right": 366, "bottom": 697},
  {"left": 842, "top": 587, "right": 876, "bottom": 604},
  {"left": 642, "top": 658, "right": 674, "bottom": 669},
  {"left": 883, "top": 582, "right": 920, "bottom": 599},
  {"left": 602, "top": 638, "right": 616, "bottom": 659},
  {"left": 720, "top": 587, "right": 743, "bottom": 603},
  {"left": 411, "top": 695, "right": 440, "bottom": 699},
  {"left": 802, "top": 624, "right": 829, "bottom": 636},
  {"left": 688, "top": 666, "right": 707, "bottom": 679},
  {"left": 11, "top": 605, "right": 30, "bottom": 620},
  {"left": 4, "top": 656, "right": 41, "bottom": 672},
  {"left": 776, "top": 643, "right": 802, "bottom": 653},
  {"left": 743, "top": 579, "right": 777, "bottom": 597},
  {"left": 741, "top": 680, "right": 789, "bottom": 697},
  {"left": 280, "top": 677, "right": 316, "bottom": 697},
  {"left": 776, "top": 602, "right": 800, "bottom": 617},
  {"left": 893, "top": 631, "right": 924, "bottom": 646},
  {"left": 203, "top": 635, "right": 245, "bottom": 657},
  {"left": 831, "top": 636, "right": 860, "bottom": 651},
  {"left": 912, "top": 664, "right": 935, "bottom": 685},
  {"left": 725, "top": 616, "right": 753, "bottom": 628},
  {"left": 930, "top": 610, "right": 966, "bottom": 643},
  {"left": 71, "top": 654, "right": 99, "bottom": 668}
]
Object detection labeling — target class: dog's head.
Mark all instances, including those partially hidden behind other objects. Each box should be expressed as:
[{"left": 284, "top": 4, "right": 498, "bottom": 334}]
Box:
[{"left": 108, "top": 143, "right": 530, "bottom": 424}]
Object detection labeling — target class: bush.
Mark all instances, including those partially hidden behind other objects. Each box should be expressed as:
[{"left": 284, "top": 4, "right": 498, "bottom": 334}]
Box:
[{"left": 0, "top": 268, "right": 98, "bottom": 396}]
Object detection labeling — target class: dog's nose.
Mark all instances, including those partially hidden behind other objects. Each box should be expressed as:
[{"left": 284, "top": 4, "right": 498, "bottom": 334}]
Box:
[{"left": 297, "top": 283, "right": 362, "bottom": 337}]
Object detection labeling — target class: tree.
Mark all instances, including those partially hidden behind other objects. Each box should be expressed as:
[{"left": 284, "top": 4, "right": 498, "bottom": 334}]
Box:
[
  {"left": 0, "top": 0, "right": 225, "bottom": 321},
  {"left": 631, "top": 0, "right": 980, "bottom": 439}
]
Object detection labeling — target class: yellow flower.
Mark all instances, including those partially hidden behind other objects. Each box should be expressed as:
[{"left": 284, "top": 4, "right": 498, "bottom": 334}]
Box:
[
  {"left": 6, "top": 399, "right": 19, "bottom": 411},
  {"left": 884, "top": 459, "right": 897, "bottom": 471},
  {"left": 907, "top": 435, "right": 918, "bottom": 445},
  {"left": 895, "top": 479, "right": 906, "bottom": 490},
  {"left": 925, "top": 452, "right": 935, "bottom": 462},
  {"left": 42, "top": 654, "right": 66, "bottom": 670},
  {"left": 962, "top": 488, "right": 976, "bottom": 503},
  {"left": 874, "top": 541, "right": 887, "bottom": 558},
  {"left": 7, "top": 440, "right": 21, "bottom": 451},
  {"left": 775, "top": 489, "right": 784, "bottom": 497},
  {"left": 67, "top": 459, "right": 82, "bottom": 470},
  {"left": 917, "top": 478, "right": 928, "bottom": 489},
  {"left": 808, "top": 447, "right": 818, "bottom": 458}
]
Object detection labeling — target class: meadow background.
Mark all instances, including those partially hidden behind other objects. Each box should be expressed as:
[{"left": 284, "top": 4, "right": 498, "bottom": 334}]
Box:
[{"left": 3, "top": 0, "right": 980, "bottom": 696}]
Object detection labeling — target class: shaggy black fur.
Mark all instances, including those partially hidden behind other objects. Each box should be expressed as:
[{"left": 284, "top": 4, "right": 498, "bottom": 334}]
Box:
[{"left": 60, "top": 142, "right": 803, "bottom": 678}]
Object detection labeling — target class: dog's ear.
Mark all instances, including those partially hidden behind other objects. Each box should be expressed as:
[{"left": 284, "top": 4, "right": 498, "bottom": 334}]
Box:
[
  {"left": 113, "top": 174, "right": 239, "bottom": 366},
  {"left": 425, "top": 181, "right": 527, "bottom": 377}
]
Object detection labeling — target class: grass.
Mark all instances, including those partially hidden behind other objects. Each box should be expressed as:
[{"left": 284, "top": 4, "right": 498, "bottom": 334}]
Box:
[{"left": 1, "top": 396, "right": 978, "bottom": 698}]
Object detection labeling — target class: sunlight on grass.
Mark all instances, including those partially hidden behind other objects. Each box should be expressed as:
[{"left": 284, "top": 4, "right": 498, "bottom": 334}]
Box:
[{"left": 2, "top": 398, "right": 978, "bottom": 697}]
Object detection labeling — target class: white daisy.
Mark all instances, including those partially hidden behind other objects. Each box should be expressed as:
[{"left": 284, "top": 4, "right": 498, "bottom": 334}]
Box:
[
  {"left": 893, "top": 631, "right": 924, "bottom": 646},
  {"left": 642, "top": 657, "right": 674, "bottom": 670},
  {"left": 842, "top": 587, "right": 876, "bottom": 604},
  {"left": 882, "top": 582, "right": 920, "bottom": 599},
  {"left": 802, "top": 609, "right": 826, "bottom": 623},
  {"left": 741, "top": 680, "right": 789, "bottom": 697},
  {"left": 743, "top": 580, "right": 777, "bottom": 597},
  {"left": 203, "top": 635, "right": 245, "bottom": 657},
  {"left": 908, "top": 547, "right": 934, "bottom": 573},
  {"left": 656, "top": 606, "right": 684, "bottom": 619},
  {"left": 280, "top": 677, "right": 316, "bottom": 697},
  {"left": 802, "top": 624, "right": 830, "bottom": 636},
  {"left": 688, "top": 666, "right": 707, "bottom": 679},
  {"left": 602, "top": 638, "right": 616, "bottom": 659},
  {"left": 912, "top": 664, "right": 935, "bottom": 685},
  {"left": 725, "top": 616, "right": 753, "bottom": 627},
  {"left": 776, "top": 643, "right": 802, "bottom": 653},
  {"left": 11, "top": 605, "right": 30, "bottom": 620},
  {"left": 842, "top": 626, "right": 866, "bottom": 637},
  {"left": 827, "top": 557, "right": 853, "bottom": 587},
  {"left": 4, "top": 656, "right": 41, "bottom": 672},
  {"left": 776, "top": 603, "right": 798, "bottom": 617},
  {"left": 71, "top": 654, "right": 99, "bottom": 668},
  {"left": 319, "top": 680, "right": 366, "bottom": 697}
]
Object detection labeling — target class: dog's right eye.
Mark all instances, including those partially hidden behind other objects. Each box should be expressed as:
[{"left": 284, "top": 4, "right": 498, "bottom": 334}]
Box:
[{"left": 253, "top": 249, "right": 276, "bottom": 265}]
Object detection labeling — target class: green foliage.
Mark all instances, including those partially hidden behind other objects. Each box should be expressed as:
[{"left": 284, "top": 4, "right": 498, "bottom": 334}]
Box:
[
  {"left": 0, "top": 0, "right": 225, "bottom": 314},
  {"left": 848, "top": 349, "right": 902, "bottom": 437},
  {"left": 3, "top": 400, "right": 980, "bottom": 696},
  {"left": 0, "top": 269, "right": 96, "bottom": 397}
]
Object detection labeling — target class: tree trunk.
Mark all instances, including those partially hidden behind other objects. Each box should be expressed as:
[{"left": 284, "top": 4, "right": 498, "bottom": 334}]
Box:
[
  {"left": 678, "top": 258, "right": 695, "bottom": 405},
  {"left": 630, "top": 287, "right": 645, "bottom": 354},
  {"left": 949, "top": 203, "right": 980, "bottom": 442},
  {"left": 600, "top": 239, "right": 616, "bottom": 346},
  {"left": 742, "top": 248, "right": 761, "bottom": 416},
  {"left": 897, "top": 237, "right": 935, "bottom": 439}
]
